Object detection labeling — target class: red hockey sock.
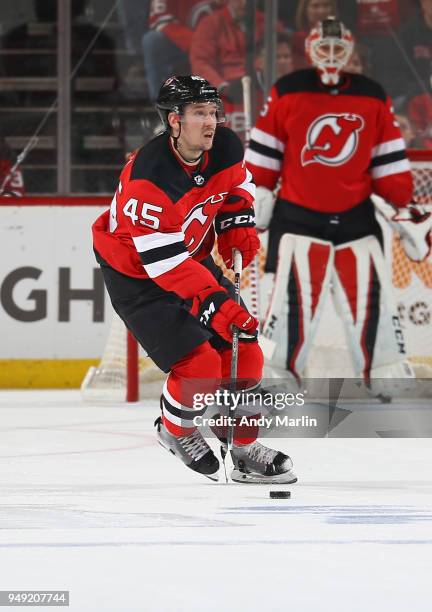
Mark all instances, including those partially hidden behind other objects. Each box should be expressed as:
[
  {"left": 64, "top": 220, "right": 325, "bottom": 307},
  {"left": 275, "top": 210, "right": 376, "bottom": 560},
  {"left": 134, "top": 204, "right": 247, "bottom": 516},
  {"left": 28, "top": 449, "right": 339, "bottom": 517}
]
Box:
[{"left": 162, "top": 342, "right": 221, "bottom": 437}]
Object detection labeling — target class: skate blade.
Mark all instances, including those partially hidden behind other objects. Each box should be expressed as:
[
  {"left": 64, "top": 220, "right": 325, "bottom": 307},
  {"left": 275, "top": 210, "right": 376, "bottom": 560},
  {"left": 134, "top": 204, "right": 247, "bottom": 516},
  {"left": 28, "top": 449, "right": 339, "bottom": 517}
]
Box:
[
  {"left": 230, "top": 469, "right": 298, "bottom": 484},
  {"left": 157, "top": 439, "right": 219, "bottom": 482}
]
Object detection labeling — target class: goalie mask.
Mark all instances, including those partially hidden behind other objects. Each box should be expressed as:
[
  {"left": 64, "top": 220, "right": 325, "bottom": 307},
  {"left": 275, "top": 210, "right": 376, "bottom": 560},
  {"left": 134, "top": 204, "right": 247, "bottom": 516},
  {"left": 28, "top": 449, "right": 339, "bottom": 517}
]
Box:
[
  {"left": 156, "top": 75, "right": 225, "bottom": 130},
  {"left": 305, "top": 17, "right": 354, "bottom": 85}
]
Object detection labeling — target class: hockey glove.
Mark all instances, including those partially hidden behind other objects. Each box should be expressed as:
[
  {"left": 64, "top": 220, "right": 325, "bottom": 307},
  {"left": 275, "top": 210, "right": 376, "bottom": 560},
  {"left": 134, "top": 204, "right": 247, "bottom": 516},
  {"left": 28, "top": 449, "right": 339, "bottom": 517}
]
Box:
[
  {"left": 191, "top": 287, "right": 258, "bottom": 343},
  {"left": 254, "top": 186, "right": 276, "bottom": 231},
  {"left": 215, "top": 208, "right": 260, "bottom": 269},
  {"left": 390, "top": 204, "right": 432, "bottom": 262}
]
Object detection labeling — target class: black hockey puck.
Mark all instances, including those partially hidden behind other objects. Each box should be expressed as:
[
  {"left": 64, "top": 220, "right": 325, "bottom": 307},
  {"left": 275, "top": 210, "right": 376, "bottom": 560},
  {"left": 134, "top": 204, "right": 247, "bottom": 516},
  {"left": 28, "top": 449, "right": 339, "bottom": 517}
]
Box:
[{"left": 269, "top": 490, "right": 291, "bottom": 499}]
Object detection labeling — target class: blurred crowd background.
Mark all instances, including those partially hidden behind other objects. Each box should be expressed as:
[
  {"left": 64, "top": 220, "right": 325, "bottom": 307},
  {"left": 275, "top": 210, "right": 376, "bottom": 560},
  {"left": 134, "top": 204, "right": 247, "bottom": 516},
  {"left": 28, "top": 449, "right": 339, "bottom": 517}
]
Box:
[{"left": 0, "top": 0, "right": 431, "bottom": 195}]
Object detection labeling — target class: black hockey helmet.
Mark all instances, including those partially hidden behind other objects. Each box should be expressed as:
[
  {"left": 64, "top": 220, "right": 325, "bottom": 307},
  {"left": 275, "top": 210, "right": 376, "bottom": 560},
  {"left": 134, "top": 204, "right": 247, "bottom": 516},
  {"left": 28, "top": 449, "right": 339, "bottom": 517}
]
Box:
[{"left": 156, "top": 75, "right": 225, "bottom": 130}]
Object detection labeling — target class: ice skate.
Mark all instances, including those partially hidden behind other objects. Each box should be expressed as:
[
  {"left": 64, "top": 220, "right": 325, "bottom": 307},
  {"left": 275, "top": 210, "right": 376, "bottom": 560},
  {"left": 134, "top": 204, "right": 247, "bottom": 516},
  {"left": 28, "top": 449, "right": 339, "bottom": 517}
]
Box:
[
  {"left": 155, "top": 417, "right": 219, "bottom": 481},
  {"left": 229, "top": 441, "right": 298, "bottom": 484},
  {"left": 211, "top": 414, "right": 297, "bottom": 484}
]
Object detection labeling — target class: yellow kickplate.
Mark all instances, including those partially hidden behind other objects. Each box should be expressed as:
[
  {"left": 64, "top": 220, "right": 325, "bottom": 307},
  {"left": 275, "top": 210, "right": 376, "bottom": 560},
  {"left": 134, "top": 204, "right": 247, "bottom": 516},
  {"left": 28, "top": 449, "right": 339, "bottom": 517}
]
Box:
[{"left": 0, "top": 360, "right": 99, "bottom": 388}]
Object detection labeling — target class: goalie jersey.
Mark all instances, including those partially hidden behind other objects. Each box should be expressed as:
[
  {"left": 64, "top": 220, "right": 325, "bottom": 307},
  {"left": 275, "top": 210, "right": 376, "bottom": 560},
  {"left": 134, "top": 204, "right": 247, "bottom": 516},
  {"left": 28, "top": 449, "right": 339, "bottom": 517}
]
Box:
[
  {"left": 245, "top": 68, "right": 413, "bottom": 212},
  {"left": 93, "top": 127, "right": 255, "bottom": 299}
]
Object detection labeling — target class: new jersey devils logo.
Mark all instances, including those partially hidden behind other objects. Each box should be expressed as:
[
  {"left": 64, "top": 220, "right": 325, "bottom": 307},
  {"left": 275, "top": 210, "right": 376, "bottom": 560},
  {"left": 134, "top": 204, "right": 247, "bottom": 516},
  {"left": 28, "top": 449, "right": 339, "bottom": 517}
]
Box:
[
  {"left": 183, "top": 192, "right": 228, "bottom": 255},
  {"left": 301, "top": 113, "right": 364, "bottom": 166}
]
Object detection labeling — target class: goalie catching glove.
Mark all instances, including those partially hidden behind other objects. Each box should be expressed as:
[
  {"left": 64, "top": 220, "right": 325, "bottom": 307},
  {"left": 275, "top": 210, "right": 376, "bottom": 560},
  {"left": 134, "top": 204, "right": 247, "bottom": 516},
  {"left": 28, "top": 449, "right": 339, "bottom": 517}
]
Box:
[
  {"left": 215, "top": 206, "right": 260, "bottom": 269},
  {"left": 191, "top": 287, "right": 258, "bottom": 343},
  {"left": 390, "top": 204, "right": 432, "bottom": 262}
]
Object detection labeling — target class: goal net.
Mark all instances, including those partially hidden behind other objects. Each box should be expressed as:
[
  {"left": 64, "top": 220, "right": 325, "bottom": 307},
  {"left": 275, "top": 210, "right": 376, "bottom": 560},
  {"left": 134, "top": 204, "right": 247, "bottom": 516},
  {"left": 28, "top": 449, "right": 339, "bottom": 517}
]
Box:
[{"left": 81, "top": 150, "right": 432, "bottom": 401}]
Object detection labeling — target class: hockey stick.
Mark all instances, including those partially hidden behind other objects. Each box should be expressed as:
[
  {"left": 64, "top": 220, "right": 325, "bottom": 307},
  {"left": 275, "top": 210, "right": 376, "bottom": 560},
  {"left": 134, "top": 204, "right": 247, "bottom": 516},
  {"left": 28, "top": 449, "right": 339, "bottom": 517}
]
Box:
[
  {"left": 241, "top": 75, "right": 260, "bottom": 321},
  {"left": 222, "top": 249, "right": 243, "bottom": 483}
]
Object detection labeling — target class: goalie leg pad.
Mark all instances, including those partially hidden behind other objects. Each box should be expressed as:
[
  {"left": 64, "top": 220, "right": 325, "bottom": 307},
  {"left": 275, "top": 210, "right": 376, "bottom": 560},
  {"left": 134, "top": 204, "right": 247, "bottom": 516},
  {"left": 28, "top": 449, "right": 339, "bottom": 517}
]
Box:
[
  {"left": 332, "top": 236, "right": 411, "bottom": 380},
  {"left": 261, "top": 233, "right": 334, "bottom": 378}
]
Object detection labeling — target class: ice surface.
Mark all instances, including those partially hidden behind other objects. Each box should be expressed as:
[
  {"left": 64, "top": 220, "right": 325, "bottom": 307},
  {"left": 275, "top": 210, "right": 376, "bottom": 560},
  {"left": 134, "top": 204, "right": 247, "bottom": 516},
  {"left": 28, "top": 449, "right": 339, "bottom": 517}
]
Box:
[{"left": 1, "top": 390, "right": 431, "bottom": 611}]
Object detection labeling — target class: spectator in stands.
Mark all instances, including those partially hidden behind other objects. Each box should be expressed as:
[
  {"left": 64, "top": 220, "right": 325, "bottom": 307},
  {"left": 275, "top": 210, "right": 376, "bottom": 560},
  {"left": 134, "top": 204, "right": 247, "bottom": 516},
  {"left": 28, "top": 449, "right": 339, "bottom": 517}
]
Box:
[
  {"left": 117, "top": 0, "right": 151, "bottom": 56},
  {"left": 0, "top": 138, "right": 25, "bottom": 197},
  {"left": 190, "top": 0, "right": 268, "bottom": 137},
  {"left": 366, "top": 0, "right": 431, "bottom": 105},
  {"left": 407, "top": 94, "right": 432, "bottom": 150},
  {"left": 399, "top": 0, "right": 432, "bottom": 99},
  {"left": 190, "top": 0, "right": 267, "bottom": 99},
  {"left": 264, "top": 0, "right": 356, "bottom": 33},
  {"left": 255, "top": 32, "right": 294, "bottom": 89},
  {"left": 344, "top": 42, "right": 371, "bottom": 76},
  {"left": 250, "top": 33, "right": 295, "bottom": 125},
  {"left": 142, "top": 0, "right": 217, "bottom": 101},
  {"left": 291, "top": 0, "right": 337, "bottom": 68},
  {"left": 395, "top": 111, "right": 424, "bottom": 149},
  {"left": 354, "top": 0, "right": 410, "bottom": 36}
]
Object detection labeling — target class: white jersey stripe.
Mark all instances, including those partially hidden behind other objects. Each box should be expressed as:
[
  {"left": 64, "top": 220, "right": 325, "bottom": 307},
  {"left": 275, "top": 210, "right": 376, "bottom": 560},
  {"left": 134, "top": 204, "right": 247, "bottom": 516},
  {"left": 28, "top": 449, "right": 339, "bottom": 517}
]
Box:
[
  {"left": 250, "top": 127, "right": 284, "bottom": 152},
  {"left": 371, "top": 138, "right": 405, "bottom": 158},
  {"left": 144, "top": 251, "right": 189, "bottom": 278},
  {"left": 245, "top": 148, "right": 282, "bottom": 172},
  {"left": 370, "top": 158, "right": 410, "bottom": 179},
  {"left": 132, "top": 231, "right": 185, "bottom": 253}
]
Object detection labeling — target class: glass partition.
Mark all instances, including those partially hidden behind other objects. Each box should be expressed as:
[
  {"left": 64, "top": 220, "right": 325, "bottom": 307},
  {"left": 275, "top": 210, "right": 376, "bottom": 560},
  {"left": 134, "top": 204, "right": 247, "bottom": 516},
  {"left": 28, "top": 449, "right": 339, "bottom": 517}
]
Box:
[{"left": 0, "top": 0, "right": 430, "bottom": 195}]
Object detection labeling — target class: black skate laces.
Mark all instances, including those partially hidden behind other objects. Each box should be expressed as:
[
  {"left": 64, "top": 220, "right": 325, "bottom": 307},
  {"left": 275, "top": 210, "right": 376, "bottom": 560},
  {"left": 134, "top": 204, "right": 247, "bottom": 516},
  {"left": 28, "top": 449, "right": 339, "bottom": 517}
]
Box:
[{"left": 179, "top": 430, "right": 211, "bottom": 461}]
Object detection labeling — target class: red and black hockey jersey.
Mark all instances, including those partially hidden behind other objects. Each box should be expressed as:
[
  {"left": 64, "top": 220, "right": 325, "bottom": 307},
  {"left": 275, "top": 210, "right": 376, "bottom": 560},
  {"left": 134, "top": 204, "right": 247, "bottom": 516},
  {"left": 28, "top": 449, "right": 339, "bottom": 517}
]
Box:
[
  {"left": 245, "top": 68, "right": 413, "bottom": 213},
  {"left": 93, "top": 127, "right": 255, "bottom": 299}
]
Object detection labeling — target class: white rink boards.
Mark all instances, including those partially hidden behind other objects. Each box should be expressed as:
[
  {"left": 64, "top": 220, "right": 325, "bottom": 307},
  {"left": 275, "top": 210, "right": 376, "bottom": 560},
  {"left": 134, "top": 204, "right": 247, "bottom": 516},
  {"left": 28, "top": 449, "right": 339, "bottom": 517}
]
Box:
[{"left": 1, "top": 390, "right": 432, "bottom": 612}]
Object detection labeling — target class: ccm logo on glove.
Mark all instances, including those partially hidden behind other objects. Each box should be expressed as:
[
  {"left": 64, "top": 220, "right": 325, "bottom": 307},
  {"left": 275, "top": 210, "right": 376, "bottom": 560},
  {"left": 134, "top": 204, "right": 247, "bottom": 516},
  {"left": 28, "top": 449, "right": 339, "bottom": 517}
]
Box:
[
  {"left": 192, "top": 288, "right": 258, "bottom": 343},
  {"left": 215, "top": 209, "right": 255, "bottom": 233},
  {"left": 215, "top": 208, "right": 260, "bottom": 269}
]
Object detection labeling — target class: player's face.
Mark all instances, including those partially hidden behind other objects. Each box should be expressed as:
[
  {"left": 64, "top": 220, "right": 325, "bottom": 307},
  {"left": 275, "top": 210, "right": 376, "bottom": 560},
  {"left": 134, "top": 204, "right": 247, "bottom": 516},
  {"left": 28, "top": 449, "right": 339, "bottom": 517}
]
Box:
[{"left": 177, "top": 103, "right": 218, "bottom": 158}]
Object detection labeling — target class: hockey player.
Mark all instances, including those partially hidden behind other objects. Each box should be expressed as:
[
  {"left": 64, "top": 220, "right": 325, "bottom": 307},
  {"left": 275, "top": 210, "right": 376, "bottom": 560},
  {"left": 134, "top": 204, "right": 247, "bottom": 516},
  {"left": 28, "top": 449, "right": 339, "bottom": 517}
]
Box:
[
  {"left": 93, "top": 75, "right": 297, "bottom": 484},
  {"left": 245, "top": 18, "right": 432, "bottom": 389}
]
